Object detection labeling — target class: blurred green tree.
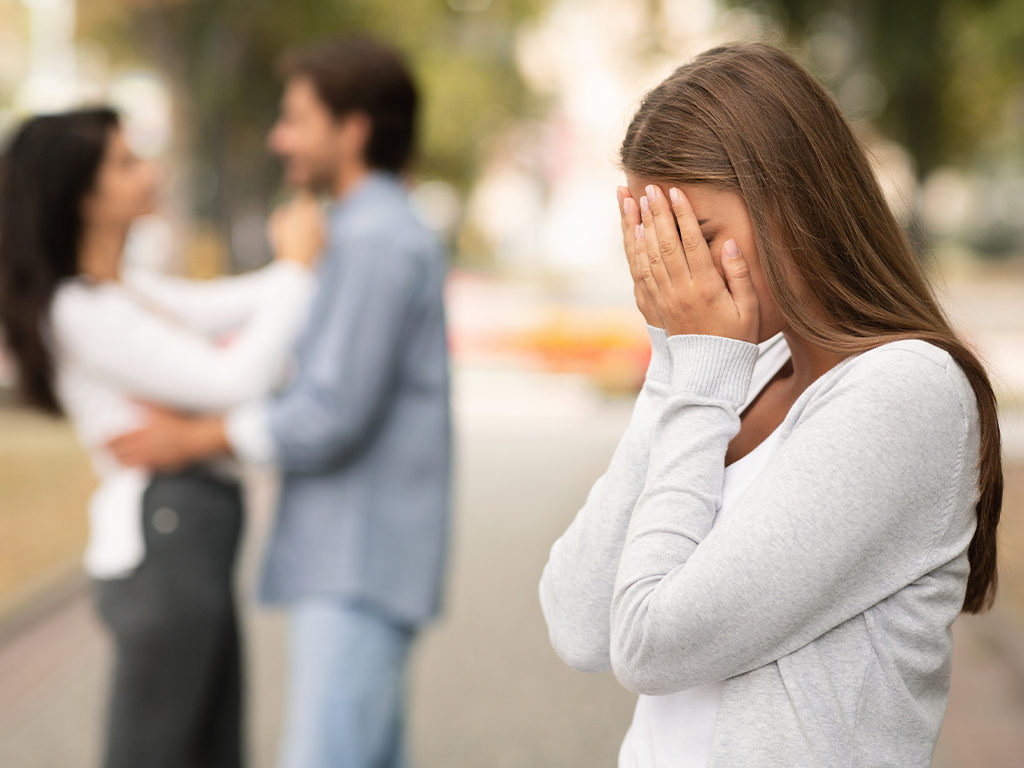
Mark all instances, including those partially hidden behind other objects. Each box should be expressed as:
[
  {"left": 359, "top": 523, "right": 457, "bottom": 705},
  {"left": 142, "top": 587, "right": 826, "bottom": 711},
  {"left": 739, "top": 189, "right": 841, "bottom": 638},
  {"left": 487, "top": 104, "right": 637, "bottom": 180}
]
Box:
[
  {"left": 84, "top": 0, "right": 541, "bottom": 266},
  {"left": 729, "top": 0, "right": 1024, "bottom": 177}
]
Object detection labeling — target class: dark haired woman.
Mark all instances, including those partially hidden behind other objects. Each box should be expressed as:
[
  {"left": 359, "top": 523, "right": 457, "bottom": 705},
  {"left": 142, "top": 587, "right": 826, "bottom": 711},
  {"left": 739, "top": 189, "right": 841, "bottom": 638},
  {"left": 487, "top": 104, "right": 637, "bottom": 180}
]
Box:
[
  {"left": 0, "top": 109, "right": 320, "bottom": 768},
  {"left": 540, "top": 43, "right": 1002, "bottom": 767}
]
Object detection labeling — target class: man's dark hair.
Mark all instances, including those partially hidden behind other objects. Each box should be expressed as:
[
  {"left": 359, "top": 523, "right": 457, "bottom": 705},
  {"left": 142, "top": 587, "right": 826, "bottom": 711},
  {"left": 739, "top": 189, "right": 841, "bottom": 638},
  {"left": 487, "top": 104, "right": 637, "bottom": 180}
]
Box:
[{"left": 280, "top": 36, "right": 418, "bottom": 173}]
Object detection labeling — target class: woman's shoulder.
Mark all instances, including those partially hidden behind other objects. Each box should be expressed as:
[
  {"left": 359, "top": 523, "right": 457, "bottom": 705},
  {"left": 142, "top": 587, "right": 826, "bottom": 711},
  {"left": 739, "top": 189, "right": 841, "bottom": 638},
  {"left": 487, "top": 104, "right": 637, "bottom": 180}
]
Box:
[
  {"left": 331, "top": 186, "right": 441, "bottom": 264},
  {"left": 813, "top": 338, "right": 977, "bottom": 430},
  {"left": 50, "top": 279, "right": 144, "bottom": 347},
  {"left": 846, "top": 338, "right": 970, "bottom": 393},
  {"left": 855, "top": 337, "right": 956, "bottom": 368}
]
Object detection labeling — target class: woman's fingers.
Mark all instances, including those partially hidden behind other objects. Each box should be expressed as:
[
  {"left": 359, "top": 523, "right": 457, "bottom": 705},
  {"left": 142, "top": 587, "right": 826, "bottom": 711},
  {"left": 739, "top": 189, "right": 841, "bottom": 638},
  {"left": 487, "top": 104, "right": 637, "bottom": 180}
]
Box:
[
  {"left": 667, "top": 186, "right": 718, "bottom": 281},
  {"left": 634, "top": 220, "right": 660, "bottom": 299},
  {"left": 721, "top": 239, "right": 760, "bottom": 332},
  {"left": 272, "top": 193, "right": 325, "bottom": 268},
  {"left": 618, "top": 187, "right": 665, "bottom": 328},
  {"left": 617, "top": 187, "right": 640, "bottom": 279},
  {"left": 638, "top": 188, "right": 681, "bottom": 287},
  {"left": 618, "top": 184, "right": 758, "bottom": 341}
]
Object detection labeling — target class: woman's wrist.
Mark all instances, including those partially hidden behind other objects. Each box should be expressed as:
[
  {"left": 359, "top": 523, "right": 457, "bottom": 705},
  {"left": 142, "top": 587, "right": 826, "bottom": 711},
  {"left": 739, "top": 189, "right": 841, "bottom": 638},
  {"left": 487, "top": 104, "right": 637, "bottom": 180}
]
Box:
[
  {"left": 273, "top": 250, "right": 317, "bottom": 270},
  {"left": 667, "top": 334, "right": 758, "bottom": 406}
]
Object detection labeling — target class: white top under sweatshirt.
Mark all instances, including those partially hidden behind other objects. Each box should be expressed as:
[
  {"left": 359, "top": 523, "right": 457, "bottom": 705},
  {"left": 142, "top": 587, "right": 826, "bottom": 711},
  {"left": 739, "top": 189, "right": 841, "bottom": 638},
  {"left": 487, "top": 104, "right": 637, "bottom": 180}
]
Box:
[
  {"left": 540, "top": 326, "right": 980, "bottom": 768},
  {"left": 50, "top": 261, "right": 315, "bottom": 578}
]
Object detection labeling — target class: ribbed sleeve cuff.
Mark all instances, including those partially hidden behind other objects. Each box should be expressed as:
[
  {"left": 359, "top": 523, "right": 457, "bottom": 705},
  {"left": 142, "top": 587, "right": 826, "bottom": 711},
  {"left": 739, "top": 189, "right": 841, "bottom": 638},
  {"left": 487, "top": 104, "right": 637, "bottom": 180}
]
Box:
[
  {"left": 667, "top": 334, "right": 759, "bottom": 405},
  {"left": 225, "top": 399, "right": 278, "bottom": 465},
  {"left": 646, "top": 325, "right": 671, "bottom": 383}
]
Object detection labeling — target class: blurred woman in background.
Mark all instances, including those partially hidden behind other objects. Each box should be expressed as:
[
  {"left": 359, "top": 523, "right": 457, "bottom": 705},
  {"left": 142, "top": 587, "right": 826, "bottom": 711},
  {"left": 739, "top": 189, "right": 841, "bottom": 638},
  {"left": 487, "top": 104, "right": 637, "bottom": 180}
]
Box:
[
  {"left": 0, "top": 108, "right": 321, "bottom": 768},
  {"left": 541, "top": 43, "right": 1002, "bottom": 767}
]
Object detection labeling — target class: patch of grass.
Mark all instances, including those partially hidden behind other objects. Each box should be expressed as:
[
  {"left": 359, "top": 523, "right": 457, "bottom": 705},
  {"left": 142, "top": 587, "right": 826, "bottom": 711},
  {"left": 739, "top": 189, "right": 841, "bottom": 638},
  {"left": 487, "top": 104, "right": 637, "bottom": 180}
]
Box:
[{"left": 0, "top": 408, "right": 95, "bottom": 603}]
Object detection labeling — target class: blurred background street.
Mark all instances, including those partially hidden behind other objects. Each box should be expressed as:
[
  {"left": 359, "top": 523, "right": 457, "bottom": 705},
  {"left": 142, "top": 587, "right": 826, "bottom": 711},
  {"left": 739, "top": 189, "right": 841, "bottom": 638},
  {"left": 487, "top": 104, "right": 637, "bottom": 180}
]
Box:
[{"left": 2, "top": 0, "right": 1024, "bottom": 765}]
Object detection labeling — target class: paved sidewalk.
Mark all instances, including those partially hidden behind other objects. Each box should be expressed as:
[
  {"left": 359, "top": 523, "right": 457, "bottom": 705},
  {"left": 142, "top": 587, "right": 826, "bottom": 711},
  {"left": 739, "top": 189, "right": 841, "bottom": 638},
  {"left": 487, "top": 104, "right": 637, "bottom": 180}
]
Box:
[{"left": 935, "top": 609, "right": 1024, "bottom": 767}]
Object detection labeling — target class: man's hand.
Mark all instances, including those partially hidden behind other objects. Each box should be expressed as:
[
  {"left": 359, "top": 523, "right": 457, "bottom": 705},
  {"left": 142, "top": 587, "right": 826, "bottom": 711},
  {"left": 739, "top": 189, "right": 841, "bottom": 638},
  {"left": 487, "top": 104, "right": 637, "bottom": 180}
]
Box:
[{"left": 107, "top": 405, "right": 230, "bottom": 471}]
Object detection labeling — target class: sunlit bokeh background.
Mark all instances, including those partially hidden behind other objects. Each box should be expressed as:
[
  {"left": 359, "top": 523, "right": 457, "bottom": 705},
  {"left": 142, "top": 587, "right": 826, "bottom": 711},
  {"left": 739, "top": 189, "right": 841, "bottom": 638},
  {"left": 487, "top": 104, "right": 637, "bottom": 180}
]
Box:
[{"left": 1, "top": 1, "right": 1024, "bottom": 766}]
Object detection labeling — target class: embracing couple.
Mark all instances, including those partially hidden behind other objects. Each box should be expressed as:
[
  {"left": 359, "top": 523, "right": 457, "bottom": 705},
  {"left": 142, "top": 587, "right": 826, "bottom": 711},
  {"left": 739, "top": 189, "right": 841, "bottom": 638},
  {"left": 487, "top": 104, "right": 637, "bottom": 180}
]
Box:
[{"left": 0, "top": 37, "right": 448, "bottom": 768}]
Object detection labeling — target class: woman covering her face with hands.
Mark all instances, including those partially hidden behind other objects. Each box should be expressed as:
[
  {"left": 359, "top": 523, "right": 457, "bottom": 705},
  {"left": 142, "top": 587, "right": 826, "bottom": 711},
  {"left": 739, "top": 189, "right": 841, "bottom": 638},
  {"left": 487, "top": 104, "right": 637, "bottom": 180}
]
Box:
[{"left": 540, "top": 44, "right": 1002, "bottom": 768}]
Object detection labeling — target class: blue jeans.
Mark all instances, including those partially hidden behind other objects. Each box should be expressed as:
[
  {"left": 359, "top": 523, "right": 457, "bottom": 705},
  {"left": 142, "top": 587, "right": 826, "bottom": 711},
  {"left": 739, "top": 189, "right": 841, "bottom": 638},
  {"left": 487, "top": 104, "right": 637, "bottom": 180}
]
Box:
[{"left": 277, "top": 599, "right": 414, "bottom": 768}]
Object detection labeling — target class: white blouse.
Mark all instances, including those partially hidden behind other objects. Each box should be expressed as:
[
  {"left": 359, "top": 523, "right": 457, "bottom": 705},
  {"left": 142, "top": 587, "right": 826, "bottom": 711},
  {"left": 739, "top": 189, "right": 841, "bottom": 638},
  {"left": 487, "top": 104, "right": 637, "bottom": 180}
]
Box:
[
  {"left": 618, "top": 335, "right": 790, "bottom": 768},
  {"left": 50, "top": 260, "right": 315, "bottom": 578}
]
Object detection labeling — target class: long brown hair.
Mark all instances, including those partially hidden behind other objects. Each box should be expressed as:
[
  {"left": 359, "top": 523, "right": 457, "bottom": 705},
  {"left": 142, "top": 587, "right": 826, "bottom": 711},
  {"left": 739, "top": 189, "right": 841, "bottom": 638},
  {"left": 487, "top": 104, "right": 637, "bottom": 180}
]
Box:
[
  {"left": 621, "top": 43, "right": 1001, "bottom": 614},
  {"left": 0, "top": 109, "right": 120, "bottom": 414}
]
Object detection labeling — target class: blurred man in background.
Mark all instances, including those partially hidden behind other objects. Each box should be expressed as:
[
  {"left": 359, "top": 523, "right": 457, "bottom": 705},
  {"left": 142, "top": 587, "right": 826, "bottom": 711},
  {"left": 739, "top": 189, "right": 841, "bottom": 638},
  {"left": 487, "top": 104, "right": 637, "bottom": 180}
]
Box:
[{"left": 109, "top": 37, "right": 452, "bottom": 768}]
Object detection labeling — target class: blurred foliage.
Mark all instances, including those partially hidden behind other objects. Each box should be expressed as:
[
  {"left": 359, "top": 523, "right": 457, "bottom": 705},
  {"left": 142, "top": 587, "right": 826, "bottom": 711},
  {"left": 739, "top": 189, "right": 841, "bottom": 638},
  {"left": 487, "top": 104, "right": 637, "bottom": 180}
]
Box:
[
  {"left": 730, "top": 0, "right": 1024, "bottom": 177},
  {"left": 82, "top": 0, "right": 543, "bottom": 243}
]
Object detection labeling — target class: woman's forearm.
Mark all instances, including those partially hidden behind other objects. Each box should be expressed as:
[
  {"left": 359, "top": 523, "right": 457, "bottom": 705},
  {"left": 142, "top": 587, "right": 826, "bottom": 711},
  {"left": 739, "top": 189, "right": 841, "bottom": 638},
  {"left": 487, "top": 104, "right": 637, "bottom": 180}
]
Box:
[{"left": 539, "top": 327, "right": 672, "bottom": 672}]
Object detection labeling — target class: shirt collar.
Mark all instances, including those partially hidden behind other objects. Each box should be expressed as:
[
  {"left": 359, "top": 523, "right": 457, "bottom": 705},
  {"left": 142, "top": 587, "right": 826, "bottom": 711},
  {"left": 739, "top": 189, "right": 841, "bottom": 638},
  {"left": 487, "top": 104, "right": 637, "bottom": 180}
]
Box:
[{"left": 326, "top": 170, "right": 400, "bottom": 219}]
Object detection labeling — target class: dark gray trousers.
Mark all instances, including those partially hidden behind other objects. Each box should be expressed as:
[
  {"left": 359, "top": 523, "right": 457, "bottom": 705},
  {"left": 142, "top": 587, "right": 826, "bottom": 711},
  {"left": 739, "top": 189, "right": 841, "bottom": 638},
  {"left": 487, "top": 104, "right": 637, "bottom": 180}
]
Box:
[{"left": 95, "top": 469, "right": 244, "bottom": 768}]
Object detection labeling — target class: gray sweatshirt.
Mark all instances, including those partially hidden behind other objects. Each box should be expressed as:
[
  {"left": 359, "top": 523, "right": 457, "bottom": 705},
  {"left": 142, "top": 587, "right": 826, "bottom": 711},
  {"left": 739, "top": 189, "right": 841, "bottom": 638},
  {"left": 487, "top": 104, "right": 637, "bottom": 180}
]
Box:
[{"left": 539, "top": 327, "right": 979, "bottom": 768}]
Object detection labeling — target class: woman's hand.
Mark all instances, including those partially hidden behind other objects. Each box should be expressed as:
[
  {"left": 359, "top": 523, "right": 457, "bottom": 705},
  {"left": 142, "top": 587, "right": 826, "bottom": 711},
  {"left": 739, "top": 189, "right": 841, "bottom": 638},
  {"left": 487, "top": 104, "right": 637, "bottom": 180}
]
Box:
[
  {"left": 617, "top": 187, "right": 664, "bottom": 328},
  {"left": 634, "top": 184, "right": 759, "bottom": 343},
  {"left": 269, "top": 192, "right": 325, "bottom": 269}
]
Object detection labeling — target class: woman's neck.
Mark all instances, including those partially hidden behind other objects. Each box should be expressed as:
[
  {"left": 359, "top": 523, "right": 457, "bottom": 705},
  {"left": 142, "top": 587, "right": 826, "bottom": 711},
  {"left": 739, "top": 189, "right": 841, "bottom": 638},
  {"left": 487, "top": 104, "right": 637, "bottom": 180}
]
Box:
[
  {"left": 78, "top": 223, "right": 127, "bottom": 283},
  {"left": 781, "top": 328, "right": 846, "bottom": 392},
  {"left": 727, "top": 328, "right": 846, "bottom": 465}
]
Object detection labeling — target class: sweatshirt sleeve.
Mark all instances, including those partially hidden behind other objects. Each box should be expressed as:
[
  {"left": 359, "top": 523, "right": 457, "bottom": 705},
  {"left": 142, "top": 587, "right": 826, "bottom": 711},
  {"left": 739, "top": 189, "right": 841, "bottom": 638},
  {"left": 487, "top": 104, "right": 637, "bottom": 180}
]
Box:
[
  {"left": 264, "top": 227, "right": 427, "bottom": 474},
  {"left": 52, "top": 262, "right": 315, "bottom": 412},
  {"left": 610, "top": 337, "right": 978, "bottom": 695},
  {"left": 539, "top": 325, "right": 673, "bottom": 673},
  {"left": 123, "top": 261, "right": 303, "bottom": 336}
]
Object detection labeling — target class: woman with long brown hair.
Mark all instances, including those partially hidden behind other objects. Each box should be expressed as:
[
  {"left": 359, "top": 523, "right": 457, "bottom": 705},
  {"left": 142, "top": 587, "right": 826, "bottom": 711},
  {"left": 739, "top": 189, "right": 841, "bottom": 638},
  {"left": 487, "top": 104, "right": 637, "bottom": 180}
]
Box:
[{"left": 540, "top": 43, "right": 1001, "bottom": 767}]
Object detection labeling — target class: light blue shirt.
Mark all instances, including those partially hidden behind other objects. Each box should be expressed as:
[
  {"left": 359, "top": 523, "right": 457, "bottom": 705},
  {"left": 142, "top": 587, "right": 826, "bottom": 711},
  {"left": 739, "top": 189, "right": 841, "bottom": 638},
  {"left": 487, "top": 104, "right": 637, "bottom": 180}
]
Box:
[{"left": 249, "top": 172, "right": 451, "bottom": 626}]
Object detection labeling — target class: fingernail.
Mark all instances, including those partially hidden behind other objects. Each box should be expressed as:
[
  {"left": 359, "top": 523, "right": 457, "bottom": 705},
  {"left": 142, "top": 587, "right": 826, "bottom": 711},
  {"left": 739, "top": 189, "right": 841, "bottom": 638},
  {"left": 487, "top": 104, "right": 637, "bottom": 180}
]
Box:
[
  {"left": 645, "top": 185, "right": 657, "bottom": 199},
  {"left": 724, "top": 239, "right": 740, "bottom": 258},
  {"left": 640, "top": 196, "right": 650, "bottom": 215},
  {"left": 616, "top": 187, "right": 624, "bottom": 204},
  {"left": 669, "top": 187, "right": 681, "bottom": 204},
  {"left": 635, "top": 223, "right": 645, "bottom": 239}
]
